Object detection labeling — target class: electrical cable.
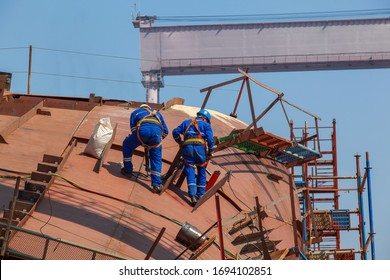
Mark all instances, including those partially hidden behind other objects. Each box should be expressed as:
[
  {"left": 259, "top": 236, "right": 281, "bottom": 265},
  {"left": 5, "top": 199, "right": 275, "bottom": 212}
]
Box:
[
  {"left": 0, "top": 167, "right": 31, "bottom": 175},
  {"left": 39, "top": 188, "right": 53, "bottom": 236},
  {"left": 0, "top": 47, "right": 29, "bottom": 50},
  {"left": 49, "top": 173, "right": 183, "bottom": 226},
  {"left": 33, "top": 46, "right": 154, "bottom": 62},
  {"left": 227, "top": 178, "right": 253, "bottom": 211}
]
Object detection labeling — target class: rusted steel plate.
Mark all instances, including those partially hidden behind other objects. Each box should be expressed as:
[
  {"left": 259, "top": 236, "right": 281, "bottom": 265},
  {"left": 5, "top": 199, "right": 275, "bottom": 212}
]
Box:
[{"left": 0, "top": 107, "right": 87, "bottom": 172}]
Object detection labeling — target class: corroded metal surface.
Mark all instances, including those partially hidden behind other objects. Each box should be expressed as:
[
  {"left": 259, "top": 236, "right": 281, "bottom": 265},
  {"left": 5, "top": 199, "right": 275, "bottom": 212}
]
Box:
[{"left": 0, "top": 95, "right": 301, "bottom": 260}]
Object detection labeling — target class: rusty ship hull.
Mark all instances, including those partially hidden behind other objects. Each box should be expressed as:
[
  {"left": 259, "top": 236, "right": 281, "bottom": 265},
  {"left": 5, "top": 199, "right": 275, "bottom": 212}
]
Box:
[{"left": 0, "top": 92, "right": 302, "bottom": 260}]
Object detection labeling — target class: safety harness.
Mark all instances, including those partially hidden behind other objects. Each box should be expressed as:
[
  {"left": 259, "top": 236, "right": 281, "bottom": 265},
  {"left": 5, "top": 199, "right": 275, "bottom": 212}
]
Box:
[
  {"left": 182, "top": 118, "right": 208, "bottom": 168},
  {"left": 136, "top": 107, "right": 163, "bottom": 149}
]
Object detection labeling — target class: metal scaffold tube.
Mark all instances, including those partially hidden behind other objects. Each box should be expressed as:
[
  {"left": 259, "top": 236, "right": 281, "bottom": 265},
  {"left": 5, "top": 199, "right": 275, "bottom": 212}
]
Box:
[
  {"left": 365, "top": 152, "right": 375, "bottom": 260},
  {"left": 355, "top": 154, "right": 367, "bottom": 260}
]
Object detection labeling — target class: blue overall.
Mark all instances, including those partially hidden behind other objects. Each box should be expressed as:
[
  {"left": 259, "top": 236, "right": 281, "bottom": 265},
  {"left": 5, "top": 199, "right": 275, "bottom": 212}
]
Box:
[
  {"left": 172, "top": 117, "right": 214, "bottom": 199},
  {"left": 122, "top": 107, "right": 168, "bottom": 187}
]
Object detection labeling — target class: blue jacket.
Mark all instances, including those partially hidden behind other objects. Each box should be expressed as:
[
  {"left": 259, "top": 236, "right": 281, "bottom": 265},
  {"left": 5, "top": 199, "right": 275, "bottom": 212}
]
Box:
[
  {"left": 172, "top": 117, "right": 214, "bottom": 152},
  {"left": 130, "top": 107, "right": 168, "bottom": 138}
]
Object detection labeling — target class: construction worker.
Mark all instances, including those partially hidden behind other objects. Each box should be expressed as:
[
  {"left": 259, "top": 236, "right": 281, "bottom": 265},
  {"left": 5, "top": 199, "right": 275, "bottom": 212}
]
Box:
[
  {"left": 122, "top": 104, "right": 169, "bottom": 193},
  {"left": 172, "top": 109, "right": 214, "bottom": 206}
]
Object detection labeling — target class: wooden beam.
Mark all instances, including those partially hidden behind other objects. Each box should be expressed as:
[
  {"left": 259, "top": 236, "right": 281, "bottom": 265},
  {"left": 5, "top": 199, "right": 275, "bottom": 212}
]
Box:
[
  {"left": 162, "top": 97, "right": 184, "bottom": 110},
  {"left": 238, "top": 68, "right": 282, "bottom": 96},
  {"left": 201, "top": 89, "right": 212, "bottom": 109},
  {"left": 144, "top": 227, "right": 166, "bottom": 260},
  {"left": 200, "top": 76, "right": 246, "bottom": 93},
  {"left": 238, "top": 67, "right": 321, "bottom": 120},
  {"left": 191, "top": 171, "right": 231, "bottom": 212},
  {"left": 189, "top": 236, "right": 216, "bottom": 260}
]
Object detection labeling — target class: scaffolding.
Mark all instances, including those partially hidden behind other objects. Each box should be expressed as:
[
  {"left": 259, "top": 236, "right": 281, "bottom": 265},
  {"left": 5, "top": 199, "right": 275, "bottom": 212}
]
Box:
[
  {"left": 195, "top": 69, "right": 375, "bottom": 260},
  {"left": 291, "top": 120, "right": 375, "bottom": 260}
]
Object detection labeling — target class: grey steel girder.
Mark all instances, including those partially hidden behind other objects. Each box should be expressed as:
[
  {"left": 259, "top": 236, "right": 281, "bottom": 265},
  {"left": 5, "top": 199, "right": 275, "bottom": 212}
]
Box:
[{"left": 138, "top": 17, "right": 390, "bottom": 76}]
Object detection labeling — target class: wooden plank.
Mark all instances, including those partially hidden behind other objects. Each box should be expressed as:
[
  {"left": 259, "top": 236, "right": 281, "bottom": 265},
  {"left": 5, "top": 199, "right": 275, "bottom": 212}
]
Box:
[
  {"left": 238, "top": 68, "right": 282, "bottom": 96},
  {"left": 37, "top": 162, "right": 58, "bottom": 173},
  {"left": 43, "top": 154, "right": 63, "bottom": 165},
  {"left": 144, "top": 227, "right": 166, "bottom": 260},
  {"left": 191, "top": 172, "right": 231, "bottom": 212},
  {"left": 216, "top": 190, "right": 242, "bottom": 212},
  {"left": 162, "top": 97, "right": 184, "bottom": 110},
  {"left": 228, "top": 216, "right": 253, "bottom": 235},
  {"left": 24, "top": 180, "right": 48, "bottom": 193},
  {"left": 200, "top": 75, "right": 246, "bottom": 93},
  {"left": 13, "top": 200, "right": 34, "bottom": 213},
  {"left": 188, "top": 236, "right": 216, "bottom": 260},
  {"left": 160, "top": 165, "right": 183, "bottom": 195},
  {"left": 17, "top": 189, "right": 41, "bottom": 203}
]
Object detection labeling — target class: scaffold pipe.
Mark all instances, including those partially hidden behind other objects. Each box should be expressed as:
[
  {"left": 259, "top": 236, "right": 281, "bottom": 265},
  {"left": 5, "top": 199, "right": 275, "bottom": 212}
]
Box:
[
  {"left": 365, "top": 152, "right": 375, "bottom": 260},
  {"left": 355, "top": 154, "right": 367, "bottom": 260},
  {"left": 307, "top": 176, "right": 357, "bottom": 180}
]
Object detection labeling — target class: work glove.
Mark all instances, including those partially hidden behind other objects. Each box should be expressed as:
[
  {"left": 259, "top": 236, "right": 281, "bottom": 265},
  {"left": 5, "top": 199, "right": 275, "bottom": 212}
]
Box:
[{"left": 207, "top": 151, "right": 213, "bottom": 160}]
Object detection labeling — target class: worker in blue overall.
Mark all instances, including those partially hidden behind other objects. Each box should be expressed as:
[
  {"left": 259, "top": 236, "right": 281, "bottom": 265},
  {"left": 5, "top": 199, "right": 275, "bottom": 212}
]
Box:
[
  {"left": 172, "top": 109, "right": 214, "bottom": 206},
  {"left": 122, "top": 104, "right": 169, "bottom": 193}
]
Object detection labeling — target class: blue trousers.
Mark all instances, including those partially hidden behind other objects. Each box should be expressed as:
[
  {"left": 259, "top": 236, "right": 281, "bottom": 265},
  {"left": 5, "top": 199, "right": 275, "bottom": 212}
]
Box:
[
  {"left": 182, "top": 145, "right": 207, "bottom": 199},
  {"left": 122, "top": 124, "right": 162, "bottom": 187}
]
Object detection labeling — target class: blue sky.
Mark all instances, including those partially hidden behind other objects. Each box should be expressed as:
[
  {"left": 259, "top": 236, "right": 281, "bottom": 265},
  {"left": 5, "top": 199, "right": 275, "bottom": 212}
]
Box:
[{"left": 1, "top": 0, "right": 389, "bottom": 260}]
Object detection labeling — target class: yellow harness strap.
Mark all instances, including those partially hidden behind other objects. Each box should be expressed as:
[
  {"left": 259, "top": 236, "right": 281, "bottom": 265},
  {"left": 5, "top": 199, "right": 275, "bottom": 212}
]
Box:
[
  {"left": 182, "top": 118, "right": 208, "bottom": 168},
  {"left": 183, "top": 118, "right": 206, "bottom": 146},
  {"left": 136, "top": 107, "right": 163, "bottom": 149}
]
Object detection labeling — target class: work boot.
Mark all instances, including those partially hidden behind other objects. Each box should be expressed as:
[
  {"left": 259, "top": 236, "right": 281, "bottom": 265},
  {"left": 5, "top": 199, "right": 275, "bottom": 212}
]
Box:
[
  {"left": 151, "top": 185, "right": 162, "bottom": 194},
  {"left": 190, "top": 196, "right": 197, "bottom": 207},
  {"left": 121, "top": 168, "right": 134, "bottom": 179}
]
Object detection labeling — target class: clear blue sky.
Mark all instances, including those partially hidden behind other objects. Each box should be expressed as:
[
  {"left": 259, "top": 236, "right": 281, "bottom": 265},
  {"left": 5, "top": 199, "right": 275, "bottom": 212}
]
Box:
[{"left": 1, "top": 0, "right": 389, "bottom": 260}]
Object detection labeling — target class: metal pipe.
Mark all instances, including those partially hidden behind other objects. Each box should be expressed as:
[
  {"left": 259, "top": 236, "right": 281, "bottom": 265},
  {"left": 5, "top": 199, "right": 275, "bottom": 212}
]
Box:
[
  {"left": 355, "top": 154, "right": 367, "bottom": 260},
  {"left": 305, "top": 187, "right": 360, "bottom": 192},
  {"left": 307, "top": 176, "right": 357, "bottom": 180},
  {"left": 332, "top": 119, "right": 340, "bottom": 248},
  {"left": 298, "top": 249, "right": 308, "bottom": 260},
  {"left": 310, "top": 249, "right": 362, "bottom": 256},
  {"left": 215, "top": 195, "right": 225, "bottom": 260},
  {"left": 288, "top": 174, "right": 299, "bottom": 256},
  {"left": 365, "top": 152, "right": 375, "bottom": 260},
  {"left": 302, "top": 197, "right": 308, "bottom": 252}
]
